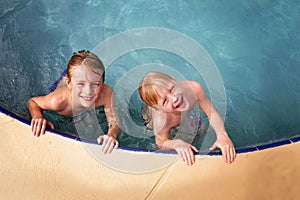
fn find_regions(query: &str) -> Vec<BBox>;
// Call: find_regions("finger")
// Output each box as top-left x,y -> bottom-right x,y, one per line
209,143 -> 217,151
189,149 -> 195,165
230,147 -> 236,163
102,142 -> 109,153
35,120 -> 42,137
186,149 -> 194,165
191,145 -> 199,153
227,148 -> 233,163
227,150 -> 231,163
106,142 -> 115,154
181,153 -> 187,164
222,148 -> 228,163
97,136 -> 104,144
227,146 -> 234,163
222,146 -> 228,163
102,137 -> 113,153
101,142 -> 108,153
233,147 -> 236,158
182,151 -> 191,165
227,148 -> 232,163
102,136 -> 109,147
31,120 -> 34,132
31,121 -> 36,136
102,141 -> 112,154
114,141 -> 119,149
41,120 -> 47,135
32,120 -> 39,136
178,151 -> 185,162
48,121 -> 55,129
182,151 -> 190,165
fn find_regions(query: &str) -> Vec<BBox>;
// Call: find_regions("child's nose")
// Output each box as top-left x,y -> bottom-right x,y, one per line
83,84 -> 93,94
168,94 -> 178,103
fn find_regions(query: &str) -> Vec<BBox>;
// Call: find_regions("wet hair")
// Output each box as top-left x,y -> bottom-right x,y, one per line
138,72 -> 176,107
67,50 -> 105,82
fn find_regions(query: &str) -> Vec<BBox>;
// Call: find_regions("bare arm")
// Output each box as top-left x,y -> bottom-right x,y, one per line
103,86 -> 121,139
194,82 -> 236,163
27,95 -> 56,137
28,89 -> 67,117
96,85 -> 121,153
153,111 -> 198,166
28,97 -> 45,119
27,88 -> 68,136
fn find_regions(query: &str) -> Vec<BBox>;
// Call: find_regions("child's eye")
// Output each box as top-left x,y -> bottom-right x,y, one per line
162,98 -> 167,105
170,85 -> 175,93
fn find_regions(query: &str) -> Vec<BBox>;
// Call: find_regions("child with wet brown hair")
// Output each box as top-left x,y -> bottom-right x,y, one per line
28,50 -> 120,154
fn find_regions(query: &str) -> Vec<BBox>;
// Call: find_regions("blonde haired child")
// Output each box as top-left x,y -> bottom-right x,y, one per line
28,50 -> 120,154
139,72 -> 236,165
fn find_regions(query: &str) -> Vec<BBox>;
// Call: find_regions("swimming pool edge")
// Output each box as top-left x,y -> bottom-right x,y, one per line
1,107 -> 299,156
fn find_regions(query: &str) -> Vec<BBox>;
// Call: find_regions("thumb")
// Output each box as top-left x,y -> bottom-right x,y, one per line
191,145 -> 199,153
47,121 -> 55,129
209,143 -> 217,151
97,136 -> 103,144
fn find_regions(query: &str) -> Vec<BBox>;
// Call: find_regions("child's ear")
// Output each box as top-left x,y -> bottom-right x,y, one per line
66,77 -> 72,89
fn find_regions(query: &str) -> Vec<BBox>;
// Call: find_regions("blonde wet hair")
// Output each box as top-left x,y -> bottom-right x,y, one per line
67,50 -> 105,82
138,72 -> 176,107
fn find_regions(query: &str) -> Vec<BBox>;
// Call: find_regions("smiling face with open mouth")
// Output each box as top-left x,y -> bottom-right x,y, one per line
156,83 -> 190,113
69,65 -> 103,109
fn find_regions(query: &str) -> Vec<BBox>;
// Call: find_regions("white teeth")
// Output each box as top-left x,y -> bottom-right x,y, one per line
174,96 -> 182,108
82,96 -> 94,101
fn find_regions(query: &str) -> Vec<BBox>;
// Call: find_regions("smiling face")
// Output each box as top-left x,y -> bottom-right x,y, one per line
68,65 -> 103,109
155,83 -> 189,113
65,50 -> 105,110
139,72 -> 189,113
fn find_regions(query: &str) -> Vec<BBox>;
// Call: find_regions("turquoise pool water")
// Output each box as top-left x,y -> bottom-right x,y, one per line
1,0 -> 300,151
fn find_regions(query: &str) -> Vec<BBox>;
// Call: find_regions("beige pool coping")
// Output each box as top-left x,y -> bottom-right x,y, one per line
0,112 -> 299,200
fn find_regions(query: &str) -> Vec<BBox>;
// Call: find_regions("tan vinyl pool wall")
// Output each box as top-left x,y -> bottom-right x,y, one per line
0,112 -> 299,200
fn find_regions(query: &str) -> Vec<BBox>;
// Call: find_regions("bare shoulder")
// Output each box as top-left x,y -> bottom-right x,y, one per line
185,80 -> 206,98
101,84 -> 113,96
186,80 -> 203,90
100,84 -> 114,101
48,87 -> 70,111
96,84 -> 114,107
30,86 -> 69,111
